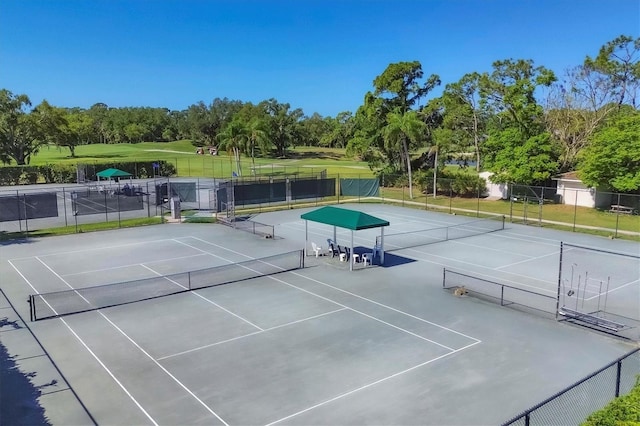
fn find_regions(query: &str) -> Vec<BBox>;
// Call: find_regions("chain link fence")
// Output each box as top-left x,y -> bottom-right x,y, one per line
503,348 -> 640,425
377,175 -> 639,239
2,170 -> 638,240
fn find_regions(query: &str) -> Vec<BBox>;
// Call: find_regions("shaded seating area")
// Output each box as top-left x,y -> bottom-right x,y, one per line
301,206 -> 389,271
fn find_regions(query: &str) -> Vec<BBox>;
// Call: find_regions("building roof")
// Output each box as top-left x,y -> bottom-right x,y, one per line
300,206 -> 389,231
96,168 -> 133,179
553,171 -> 582,182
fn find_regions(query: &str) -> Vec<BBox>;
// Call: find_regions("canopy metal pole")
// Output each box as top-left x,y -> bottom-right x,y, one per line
350,230 -> 354,271
380,227 -> 385,264
333,226 -> 337,245
305,220 -> 308,257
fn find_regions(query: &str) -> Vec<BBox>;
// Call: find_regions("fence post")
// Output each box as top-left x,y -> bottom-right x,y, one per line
442,269 -> 446,288
614,193 -> 621,238
509,184 -> 514,223
104,191 -> 108,222
449,188 -> 452,214
117,183 -> 121,228
188,272 -> 191,290
62,187 -> 68,227
556,242 -> 564,320
615,360 -> 622,397
425,185 -> 428,211
573,191 -> 578,232
146,182 -> 151,218
23,195 -> 29,237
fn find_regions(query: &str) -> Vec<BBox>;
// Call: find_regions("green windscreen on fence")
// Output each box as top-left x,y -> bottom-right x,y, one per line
340,178 -> 379,197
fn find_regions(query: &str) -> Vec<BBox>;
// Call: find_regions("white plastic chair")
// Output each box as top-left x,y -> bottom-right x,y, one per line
311,242 -> 323,257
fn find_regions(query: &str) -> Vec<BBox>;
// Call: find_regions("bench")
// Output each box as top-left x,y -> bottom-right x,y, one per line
559,306 -> 625,332
608,205 -> 635,215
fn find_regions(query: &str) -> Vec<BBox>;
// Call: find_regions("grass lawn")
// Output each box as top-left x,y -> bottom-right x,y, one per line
30,142 -> 374,179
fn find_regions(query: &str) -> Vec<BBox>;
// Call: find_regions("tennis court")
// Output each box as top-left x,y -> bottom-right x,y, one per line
1,203 -> 637,425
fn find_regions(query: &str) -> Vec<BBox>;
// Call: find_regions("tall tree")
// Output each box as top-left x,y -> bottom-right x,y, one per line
383,110 -> 426,198
216,119 -> 248,176
480,59 -> 559,183
584,35 -> 640,108
431,72 -> 485,171
544,65 -> 617,171
321,112 -> 354,149
246,118 -> 268,174
0,90 -> 61,165
349,61 -> 440,178
579,108 -> 640,192
261,99 -> 303,157
373,61 -> 440,114
47,107 -> 94,157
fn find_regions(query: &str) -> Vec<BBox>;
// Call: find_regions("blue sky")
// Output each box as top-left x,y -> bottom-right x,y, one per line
1,0 -> 638,117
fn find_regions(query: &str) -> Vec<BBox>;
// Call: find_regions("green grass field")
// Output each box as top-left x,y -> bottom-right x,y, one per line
32,142 -> 374,178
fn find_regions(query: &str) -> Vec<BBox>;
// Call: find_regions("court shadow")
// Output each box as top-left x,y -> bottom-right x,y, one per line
0,342 -> 49,425
376,252 -> 416,267
351,246 -> 416,268
0,233 -> 35,245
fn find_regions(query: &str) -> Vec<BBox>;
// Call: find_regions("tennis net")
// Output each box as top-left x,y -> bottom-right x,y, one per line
377,216 -> 505,251
29,250 -> 304,321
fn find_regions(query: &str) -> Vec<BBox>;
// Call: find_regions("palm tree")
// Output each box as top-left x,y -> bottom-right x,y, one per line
216,120 -> 248,176
246,118 -> 268,175
383,110 -> 426,199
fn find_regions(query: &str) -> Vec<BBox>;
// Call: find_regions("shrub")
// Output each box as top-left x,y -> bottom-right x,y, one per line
582,376 -> 640,426
440,170 -> 486,197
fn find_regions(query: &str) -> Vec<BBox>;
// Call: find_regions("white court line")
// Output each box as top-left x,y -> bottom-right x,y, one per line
290,271 -> 481,343
140,263 -> 263,331
499,230 -> 566,246
449,239 -> 533,259
158,308 -> 347,361
585,277 -> 640,301
177,238 -> 454,351
34,257 -> 230,426
283,219 -> 556,295
388,248 -> 558,295
62,252 -> 210,277
8,259 -> 159,426
495,250 -> 560,270
265,339 -> 482,426
367,210 -> 455,227
9,237 -> 184,261
184,237 -> 480,345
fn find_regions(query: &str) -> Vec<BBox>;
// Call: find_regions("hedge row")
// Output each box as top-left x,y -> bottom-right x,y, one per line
0,161 -> 176,185
379,169 -> 487,197
582,377 -> 640,425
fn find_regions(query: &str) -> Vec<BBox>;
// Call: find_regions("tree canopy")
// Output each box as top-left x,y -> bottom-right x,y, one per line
1,35 -> 638,192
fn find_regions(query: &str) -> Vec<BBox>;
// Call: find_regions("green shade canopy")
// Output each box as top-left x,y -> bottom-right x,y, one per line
96,168 -> 132,179
300,206 -> 389,231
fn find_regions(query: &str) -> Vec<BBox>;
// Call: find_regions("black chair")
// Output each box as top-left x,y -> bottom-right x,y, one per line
328,243 -> 340,258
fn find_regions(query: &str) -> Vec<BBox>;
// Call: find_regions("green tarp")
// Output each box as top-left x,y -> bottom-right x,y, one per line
300,206 -> 389,231
96,168 -> 133,179
340,178 -> 379,197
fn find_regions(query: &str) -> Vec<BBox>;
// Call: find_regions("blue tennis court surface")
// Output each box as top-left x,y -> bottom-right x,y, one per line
1,203 -> 637,425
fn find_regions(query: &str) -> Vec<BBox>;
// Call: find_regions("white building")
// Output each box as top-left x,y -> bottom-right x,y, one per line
552,171 -> 612,208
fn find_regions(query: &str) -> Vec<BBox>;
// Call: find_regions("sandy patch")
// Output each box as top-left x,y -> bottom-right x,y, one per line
144,149 -> 193,154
